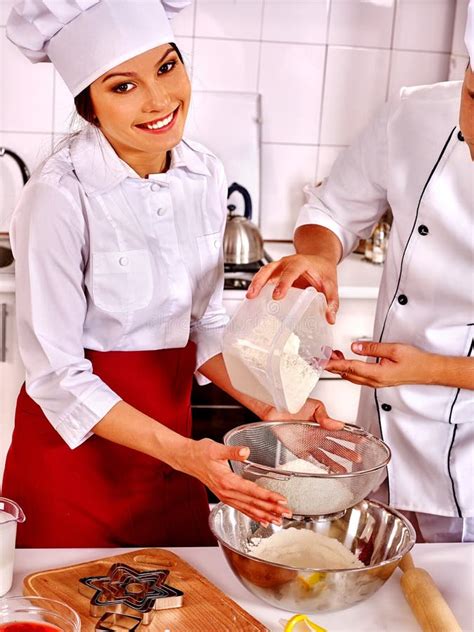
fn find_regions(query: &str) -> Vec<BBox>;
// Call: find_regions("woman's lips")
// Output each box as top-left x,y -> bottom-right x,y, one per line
135,108 -> 179,134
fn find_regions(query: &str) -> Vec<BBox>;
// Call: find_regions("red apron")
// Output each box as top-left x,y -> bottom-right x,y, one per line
2,343 -> 215,547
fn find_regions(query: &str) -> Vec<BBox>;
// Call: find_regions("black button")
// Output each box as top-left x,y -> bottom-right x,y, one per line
418,224 -> 429,236
457,130 -> 464,142
398,294 -> 408,305
381,403 -> 392,412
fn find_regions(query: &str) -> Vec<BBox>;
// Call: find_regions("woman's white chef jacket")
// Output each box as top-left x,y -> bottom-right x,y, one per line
11,126 -> 229,450
296,81 -> 474,518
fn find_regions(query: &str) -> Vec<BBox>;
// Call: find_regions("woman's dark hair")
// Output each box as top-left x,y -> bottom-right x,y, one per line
74,43 -> 184,125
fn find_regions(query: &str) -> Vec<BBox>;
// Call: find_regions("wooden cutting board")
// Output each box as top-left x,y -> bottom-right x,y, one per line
23,548 -> 268,631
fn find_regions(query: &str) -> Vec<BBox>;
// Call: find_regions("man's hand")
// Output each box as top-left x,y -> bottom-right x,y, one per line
326,341 -> 437,387
261,399 -> 361,472
246,254 -> 339,324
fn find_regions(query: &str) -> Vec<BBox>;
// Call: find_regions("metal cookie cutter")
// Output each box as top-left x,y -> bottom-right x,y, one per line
95,612 -> 142,631
79,563 -> 184,626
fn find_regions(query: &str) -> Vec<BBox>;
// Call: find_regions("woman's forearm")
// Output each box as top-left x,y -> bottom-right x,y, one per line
199,353 -> 270,418
430,355 -> 474,390
92,394 -> 292,526
92,401 -> 191,470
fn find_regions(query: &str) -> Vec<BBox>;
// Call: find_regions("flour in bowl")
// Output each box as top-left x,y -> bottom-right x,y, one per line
256,458 -> 354,516
249,527 -> 364,569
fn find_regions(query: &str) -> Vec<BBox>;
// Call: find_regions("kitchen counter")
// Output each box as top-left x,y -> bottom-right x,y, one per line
7,545 -> 474,632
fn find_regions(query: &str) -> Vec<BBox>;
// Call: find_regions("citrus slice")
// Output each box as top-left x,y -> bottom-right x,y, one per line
283,613 -> 327,632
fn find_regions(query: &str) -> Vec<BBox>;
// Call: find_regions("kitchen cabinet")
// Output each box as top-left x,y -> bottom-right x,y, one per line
312,377 -> 365,423
0,288 -> 24,490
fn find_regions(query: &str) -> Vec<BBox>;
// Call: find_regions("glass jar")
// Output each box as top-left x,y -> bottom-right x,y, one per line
0,597 -> 80,632
372,221 -> 390,264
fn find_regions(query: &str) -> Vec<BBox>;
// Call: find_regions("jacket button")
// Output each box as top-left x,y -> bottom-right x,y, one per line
151,183 -> 160,192
418,224 -> 429,236
457,130 -> 464,142
381,403 -> 392,412
156,208 -> 166,216
119,256 -> 129,266
398,294 -> 408,305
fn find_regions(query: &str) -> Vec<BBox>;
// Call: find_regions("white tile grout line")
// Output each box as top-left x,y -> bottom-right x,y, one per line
314,0 -> 332,184
190,34 -> 452,56
256,0 -> 266,91
189,1 -> 197,81
255,1 -> 266,229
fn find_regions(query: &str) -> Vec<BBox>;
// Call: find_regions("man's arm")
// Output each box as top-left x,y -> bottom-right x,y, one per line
247,226 -> 342,323
294,224 -> 342,262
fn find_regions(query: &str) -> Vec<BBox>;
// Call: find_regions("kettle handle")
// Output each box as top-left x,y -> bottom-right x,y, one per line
227,182 -> 253,220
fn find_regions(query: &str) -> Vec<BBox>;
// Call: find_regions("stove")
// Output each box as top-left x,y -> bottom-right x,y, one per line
223,251 -> 272,290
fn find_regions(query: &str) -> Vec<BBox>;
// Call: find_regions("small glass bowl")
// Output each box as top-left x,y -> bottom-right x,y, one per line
0,597 -> 80,632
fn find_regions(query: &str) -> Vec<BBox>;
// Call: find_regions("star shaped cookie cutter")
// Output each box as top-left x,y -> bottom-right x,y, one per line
79,563 -> 184,625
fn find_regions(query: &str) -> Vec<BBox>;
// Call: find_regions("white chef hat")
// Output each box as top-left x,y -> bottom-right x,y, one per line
6,0 -> 191,96
466,1 -> 474,64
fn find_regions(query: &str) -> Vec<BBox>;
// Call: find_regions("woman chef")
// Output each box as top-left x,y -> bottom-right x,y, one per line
248,6 -> 474,542
3,0 -> 342,547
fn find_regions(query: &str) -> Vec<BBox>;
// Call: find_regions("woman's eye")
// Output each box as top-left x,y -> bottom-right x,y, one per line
113,82 -> 135,93
158,60 -> 176,75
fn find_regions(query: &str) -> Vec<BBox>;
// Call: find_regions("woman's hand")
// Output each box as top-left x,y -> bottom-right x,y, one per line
246,254 -> 339,324
261,398 -> 344,431
177,438 -> 291,527
326,341 -> 437,387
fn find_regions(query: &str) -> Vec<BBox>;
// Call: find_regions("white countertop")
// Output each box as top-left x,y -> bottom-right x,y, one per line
7,545 -> 474,632
0,243 -> 382,299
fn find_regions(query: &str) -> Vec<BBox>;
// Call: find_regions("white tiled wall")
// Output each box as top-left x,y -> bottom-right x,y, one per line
0,0 -> 465,237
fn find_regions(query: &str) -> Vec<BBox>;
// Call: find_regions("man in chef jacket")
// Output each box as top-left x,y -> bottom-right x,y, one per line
248,6 -> 474,542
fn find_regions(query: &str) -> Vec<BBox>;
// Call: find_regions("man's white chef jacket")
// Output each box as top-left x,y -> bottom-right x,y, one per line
296,81 -> 474,518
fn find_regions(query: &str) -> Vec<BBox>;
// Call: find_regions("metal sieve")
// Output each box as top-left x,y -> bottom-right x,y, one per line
224,421 -> 391,519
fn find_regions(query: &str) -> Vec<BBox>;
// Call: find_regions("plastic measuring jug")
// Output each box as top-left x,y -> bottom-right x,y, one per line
223,285 -> 333,414
0,498 -> 25,596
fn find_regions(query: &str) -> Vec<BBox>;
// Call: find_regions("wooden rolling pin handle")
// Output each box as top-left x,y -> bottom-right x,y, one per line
399,552 -> 416,572
399,554 -> 462,632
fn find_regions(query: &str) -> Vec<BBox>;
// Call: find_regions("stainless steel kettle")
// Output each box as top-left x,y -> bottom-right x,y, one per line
224,182 -> 264,265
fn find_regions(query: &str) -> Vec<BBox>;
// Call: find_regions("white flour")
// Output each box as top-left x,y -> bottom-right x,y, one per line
235,314 -> 319,413
249,527 -> 364,569
256,458 -> 354,516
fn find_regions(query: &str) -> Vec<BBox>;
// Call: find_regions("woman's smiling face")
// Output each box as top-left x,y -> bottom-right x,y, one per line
89,43 -> 191,175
